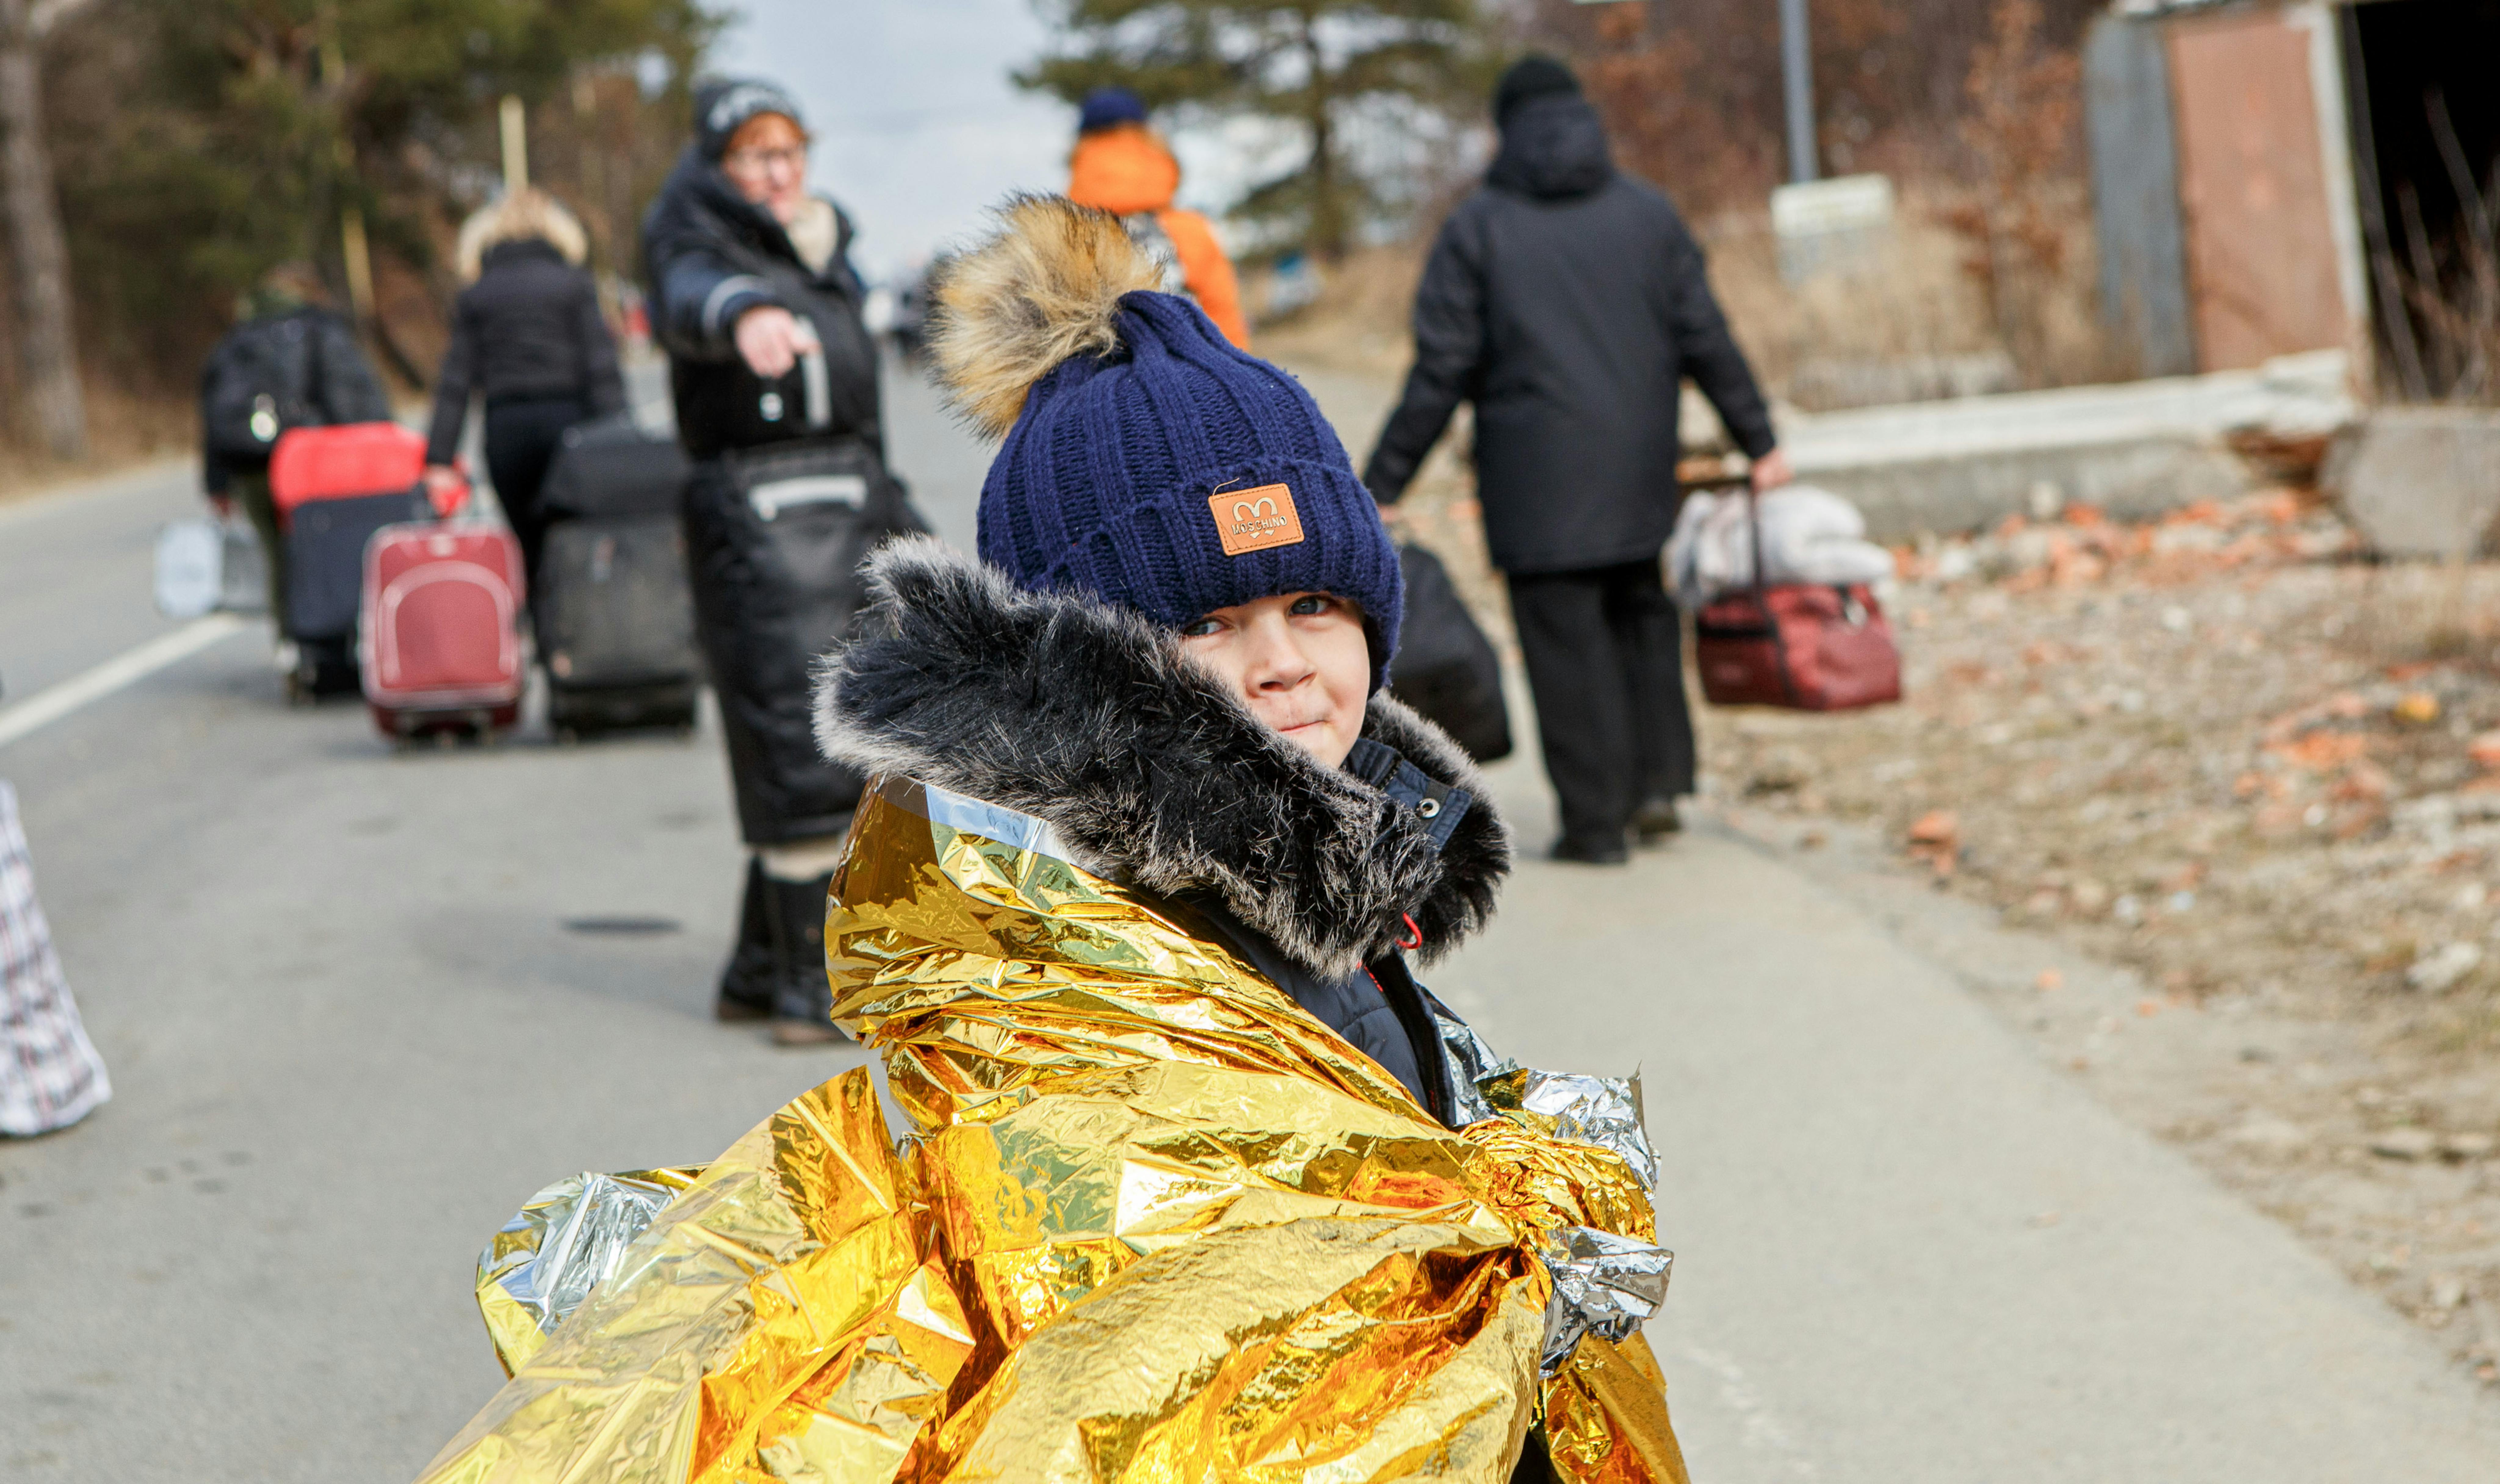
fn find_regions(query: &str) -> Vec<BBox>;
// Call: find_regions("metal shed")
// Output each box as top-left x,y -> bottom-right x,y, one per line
2086,0 -> 2500,398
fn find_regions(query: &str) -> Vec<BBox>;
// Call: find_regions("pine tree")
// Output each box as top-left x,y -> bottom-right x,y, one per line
26,0 -> 713,405
1019,0 -> 1490,261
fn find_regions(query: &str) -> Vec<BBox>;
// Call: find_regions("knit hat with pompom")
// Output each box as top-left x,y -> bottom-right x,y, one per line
926,195 -> 1402,688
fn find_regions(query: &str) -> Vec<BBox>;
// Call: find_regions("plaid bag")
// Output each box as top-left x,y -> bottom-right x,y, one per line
1,781 -> 110,1136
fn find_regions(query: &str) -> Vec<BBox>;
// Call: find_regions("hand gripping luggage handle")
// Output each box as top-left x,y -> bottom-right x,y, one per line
760,345 -> 832,432
426,460 -> 473,521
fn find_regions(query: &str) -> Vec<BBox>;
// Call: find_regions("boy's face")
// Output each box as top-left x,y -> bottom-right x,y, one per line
1181,593 -> 1370,769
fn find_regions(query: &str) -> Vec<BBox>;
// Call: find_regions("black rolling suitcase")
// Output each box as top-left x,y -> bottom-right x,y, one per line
704,346 -> 929,682
723,437 -> 925,623
289,495 -> 423,645
1388,542 -> 1513,762
684,433 -> 928,834
535,414 -> 702,737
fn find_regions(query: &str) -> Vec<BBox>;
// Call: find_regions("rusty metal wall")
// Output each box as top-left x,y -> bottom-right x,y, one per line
2165,8 -> 2348,370
2085,15 -> 2199,379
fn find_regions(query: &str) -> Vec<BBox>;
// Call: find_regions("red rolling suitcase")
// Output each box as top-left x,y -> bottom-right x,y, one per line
360,519 -> 526,741
268,423 -> 432,519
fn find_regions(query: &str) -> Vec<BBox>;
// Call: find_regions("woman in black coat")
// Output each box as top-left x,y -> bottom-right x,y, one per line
422,189 -> 627,585
640,77 -> 902,1045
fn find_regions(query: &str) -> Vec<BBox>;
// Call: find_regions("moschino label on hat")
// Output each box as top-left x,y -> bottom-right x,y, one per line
1208,482 -> 1306,556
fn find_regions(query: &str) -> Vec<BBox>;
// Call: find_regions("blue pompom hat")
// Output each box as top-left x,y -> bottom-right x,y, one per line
930,196 -> 1404,688
1077,86 -> 1151,135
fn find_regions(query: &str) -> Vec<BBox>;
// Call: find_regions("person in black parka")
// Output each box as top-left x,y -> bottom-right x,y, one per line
199,264 -> 393,647
1363,56 -> 1791,865
422,189 -> 627,590
642,77 -> 894,1043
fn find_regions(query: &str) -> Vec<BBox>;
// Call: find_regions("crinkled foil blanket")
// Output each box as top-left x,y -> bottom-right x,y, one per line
418,779 -> 1687,1484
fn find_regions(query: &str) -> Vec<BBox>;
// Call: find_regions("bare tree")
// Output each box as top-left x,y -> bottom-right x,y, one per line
0,0 -> 90,460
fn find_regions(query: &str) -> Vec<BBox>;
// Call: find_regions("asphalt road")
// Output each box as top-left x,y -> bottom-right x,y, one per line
5,360 -> 2500,1482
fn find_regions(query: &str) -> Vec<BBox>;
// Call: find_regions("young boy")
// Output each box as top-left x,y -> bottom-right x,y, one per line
417,197 -> 1683,1484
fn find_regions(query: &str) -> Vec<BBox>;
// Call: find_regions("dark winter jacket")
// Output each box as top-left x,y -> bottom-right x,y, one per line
198,306 -> 392,495
1187,896 -> 1451,1118
640,147 -> 882,462
812,538 -> 1513,1121
422,239 -> 626,466
1362,92 -> 1779,576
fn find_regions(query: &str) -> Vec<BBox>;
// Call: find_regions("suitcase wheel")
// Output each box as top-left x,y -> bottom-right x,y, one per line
372,705 -> 514,747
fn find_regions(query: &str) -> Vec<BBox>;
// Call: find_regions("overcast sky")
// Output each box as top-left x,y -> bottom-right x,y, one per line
710,0 -> 1255,283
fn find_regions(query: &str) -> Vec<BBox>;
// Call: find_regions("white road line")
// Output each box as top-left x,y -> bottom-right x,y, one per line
0,457 -> 193,532
0,613 -> 250,751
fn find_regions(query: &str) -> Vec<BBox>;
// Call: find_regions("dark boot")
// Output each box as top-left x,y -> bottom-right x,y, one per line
714,856 -> 775,1022
1632,797 -> 1683,845
294,635 -> 361,698
1550,831 -> 1630,866
766,871 -> 846,1046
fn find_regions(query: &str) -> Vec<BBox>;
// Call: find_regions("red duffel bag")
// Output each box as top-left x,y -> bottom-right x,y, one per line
1692,488 -> 1902,711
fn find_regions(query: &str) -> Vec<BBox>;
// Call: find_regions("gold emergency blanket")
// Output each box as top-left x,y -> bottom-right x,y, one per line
417,778 -> 1686,1484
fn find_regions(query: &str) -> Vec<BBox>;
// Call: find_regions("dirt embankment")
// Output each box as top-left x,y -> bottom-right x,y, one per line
1703,492 -> 2500,1379
0,390 -> 194,505
1263,243 -> 2500,1377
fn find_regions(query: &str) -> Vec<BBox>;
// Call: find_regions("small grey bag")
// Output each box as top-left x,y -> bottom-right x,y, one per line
154,513 -> 267,619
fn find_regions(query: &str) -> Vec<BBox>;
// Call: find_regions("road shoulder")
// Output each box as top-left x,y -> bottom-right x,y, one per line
1430,752 -> 2500,1481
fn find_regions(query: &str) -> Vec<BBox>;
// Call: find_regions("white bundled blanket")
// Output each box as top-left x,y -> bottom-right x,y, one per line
0,780 -> 110,1136
1668,484 -> 1896,607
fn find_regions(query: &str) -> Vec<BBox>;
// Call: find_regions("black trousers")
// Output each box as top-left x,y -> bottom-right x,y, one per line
482,394 -> 590,589
1505,557 -> 1696,848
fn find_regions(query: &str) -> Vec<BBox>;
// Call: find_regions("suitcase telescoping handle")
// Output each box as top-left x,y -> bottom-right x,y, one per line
800,345 -> 830,430
1736,465 -> 1801,707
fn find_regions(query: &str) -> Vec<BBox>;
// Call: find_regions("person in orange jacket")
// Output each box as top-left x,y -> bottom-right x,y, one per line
1065,87 -> 1251,349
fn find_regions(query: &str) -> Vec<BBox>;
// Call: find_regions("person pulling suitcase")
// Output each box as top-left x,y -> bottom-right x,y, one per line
420,189 -> 627,597
197,263 -> 394,692
642,77 -> 924,1045
1361,57 -> 1790,864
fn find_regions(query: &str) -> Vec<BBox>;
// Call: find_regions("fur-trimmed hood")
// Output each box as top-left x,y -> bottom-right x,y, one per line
456,189 -> 588,282
815,539 -> 1510,979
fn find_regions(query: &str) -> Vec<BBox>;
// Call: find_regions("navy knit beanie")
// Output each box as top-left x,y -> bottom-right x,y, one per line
694,77 -> 807,161
929,196 -> 1404,689
1077,86 -> 1150,135
1493,55 -> 1579,125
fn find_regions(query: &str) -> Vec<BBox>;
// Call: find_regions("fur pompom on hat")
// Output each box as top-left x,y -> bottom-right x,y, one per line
927,194 -> 1405,688
927,194 -> 1165,440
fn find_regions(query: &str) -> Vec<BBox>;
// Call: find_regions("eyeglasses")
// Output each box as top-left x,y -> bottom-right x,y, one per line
724,145 -> 806,175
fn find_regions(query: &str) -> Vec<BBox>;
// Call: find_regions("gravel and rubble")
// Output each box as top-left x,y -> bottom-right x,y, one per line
1299,339 -> 2500,1378
1696,487 -> 2500,1377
